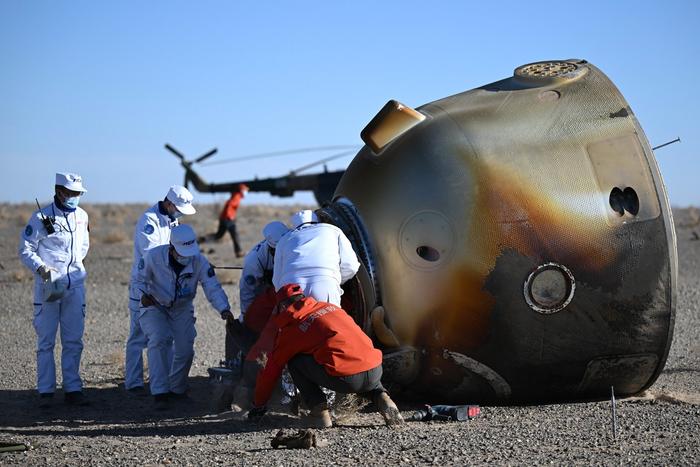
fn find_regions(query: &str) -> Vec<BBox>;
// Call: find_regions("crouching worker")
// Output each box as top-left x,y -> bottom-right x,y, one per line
248,284 -> 404,428
221,221 -> 289,411
133,224 -> 234,410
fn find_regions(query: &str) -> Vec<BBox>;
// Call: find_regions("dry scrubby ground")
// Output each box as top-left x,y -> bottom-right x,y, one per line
0,203 -> 699,466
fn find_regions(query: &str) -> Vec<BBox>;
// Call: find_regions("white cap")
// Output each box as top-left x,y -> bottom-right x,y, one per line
290,210 -> 319,228
170,224 -> 199,256
263,221 -> 289,248
55,172 -> 87,193
166,185 -> 196,215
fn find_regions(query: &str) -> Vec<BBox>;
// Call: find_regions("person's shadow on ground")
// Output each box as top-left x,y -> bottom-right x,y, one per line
0,376 -> 305,438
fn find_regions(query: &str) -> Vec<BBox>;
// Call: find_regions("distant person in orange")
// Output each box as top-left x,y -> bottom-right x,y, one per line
211,184 -> 248,257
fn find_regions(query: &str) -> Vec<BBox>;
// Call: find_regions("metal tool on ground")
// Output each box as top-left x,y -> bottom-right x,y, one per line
0,442 -> 33,453
408,404 -> 480,422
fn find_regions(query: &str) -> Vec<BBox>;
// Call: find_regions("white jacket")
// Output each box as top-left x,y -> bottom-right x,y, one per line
130,202 -> 178,281
19,201 -> 90,290
128,203 -> 177,309
239,240 -> 274,316
133,244 -> 230,314
273,222 -> 360,291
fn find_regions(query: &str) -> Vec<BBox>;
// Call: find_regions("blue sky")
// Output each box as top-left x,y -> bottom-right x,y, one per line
1,1 -> 698,206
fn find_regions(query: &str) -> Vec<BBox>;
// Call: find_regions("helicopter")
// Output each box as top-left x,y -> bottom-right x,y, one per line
165,143 -> 355,204
183,59 -> 677,405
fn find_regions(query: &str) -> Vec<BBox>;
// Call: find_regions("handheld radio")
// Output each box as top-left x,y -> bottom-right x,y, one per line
35,198 -> 55,235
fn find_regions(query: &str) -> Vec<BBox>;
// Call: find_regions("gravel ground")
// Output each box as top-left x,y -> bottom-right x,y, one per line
0,203 -> 698,466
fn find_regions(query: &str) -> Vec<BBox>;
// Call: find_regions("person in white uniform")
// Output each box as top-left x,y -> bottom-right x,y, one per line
227,221 -> 289,366
273,210 -> 360,307
125,185 -> 196,395
239,221 -> 290,325
19,172 -> 90,407
133,224 -> 233,409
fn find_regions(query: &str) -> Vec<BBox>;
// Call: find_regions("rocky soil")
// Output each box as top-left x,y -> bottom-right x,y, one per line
0,203 -> 698,466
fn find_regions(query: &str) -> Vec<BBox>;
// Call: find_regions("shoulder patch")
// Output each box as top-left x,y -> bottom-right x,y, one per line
24,225 -> 33,237
208,266 -> 216,277
138,258 -> 145,270
144,224 -> 155,235
244,275 -> 256,286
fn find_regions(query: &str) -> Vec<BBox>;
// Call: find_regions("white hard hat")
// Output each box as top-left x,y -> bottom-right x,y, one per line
170,224 -> 199,256
263,221 -> 289,248
290,210 -> 319,229
55,172 -> 87,193
166,185 -> 196,215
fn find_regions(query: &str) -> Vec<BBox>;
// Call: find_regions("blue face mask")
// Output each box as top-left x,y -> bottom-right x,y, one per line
64,196 -> 80,209
170,210 -> 183,220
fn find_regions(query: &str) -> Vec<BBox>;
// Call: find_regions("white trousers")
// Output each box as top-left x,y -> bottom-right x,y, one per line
125,303 -> 173,390
33,284 -> 85,394
139,306 -> 196,396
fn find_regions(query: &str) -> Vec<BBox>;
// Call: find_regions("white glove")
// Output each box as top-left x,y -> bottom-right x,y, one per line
37,265 -> 54,281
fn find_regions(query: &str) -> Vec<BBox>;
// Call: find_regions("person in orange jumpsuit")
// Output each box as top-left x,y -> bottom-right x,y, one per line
248,284 -> 404,428
212,184 -> 248,257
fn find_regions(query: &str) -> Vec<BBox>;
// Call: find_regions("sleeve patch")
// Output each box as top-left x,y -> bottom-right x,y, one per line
144,224 -> 155,235
24,225 -> 33,237
208,266 -> 216,277
138,258 -> 145,270
244,275 -> 256,286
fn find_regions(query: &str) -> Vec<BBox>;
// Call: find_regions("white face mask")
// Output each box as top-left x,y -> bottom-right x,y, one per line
171,246 -> 193,266
175,254 -> 192,266
63,196 -> 80,209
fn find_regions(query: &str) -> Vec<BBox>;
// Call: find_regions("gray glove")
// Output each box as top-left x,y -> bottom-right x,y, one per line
37,265 -> 53,281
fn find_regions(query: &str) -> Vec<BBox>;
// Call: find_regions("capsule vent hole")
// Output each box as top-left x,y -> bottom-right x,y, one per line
609,187 -> 625,216
416,246 -> 440,262
623,187 -> 639,215
609,186 -> 640,217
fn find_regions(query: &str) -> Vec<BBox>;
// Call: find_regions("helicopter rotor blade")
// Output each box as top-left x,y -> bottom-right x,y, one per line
165,143 -> 187,161
201,145 -> 360,166
290,150 -> 357,175
195,148 -> 218,163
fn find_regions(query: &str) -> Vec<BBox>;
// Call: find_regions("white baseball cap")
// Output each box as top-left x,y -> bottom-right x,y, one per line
263,221 -> 289,248
290,210 -> 319,228
55,172 -> 87,193
170,224 -> 199,256
166,185 -> 196,215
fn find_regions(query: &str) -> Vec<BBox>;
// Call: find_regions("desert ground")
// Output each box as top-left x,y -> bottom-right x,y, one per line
0,202 -> 698,466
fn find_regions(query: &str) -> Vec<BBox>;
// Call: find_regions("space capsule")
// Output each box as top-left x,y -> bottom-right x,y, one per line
319,59 -> 677,403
